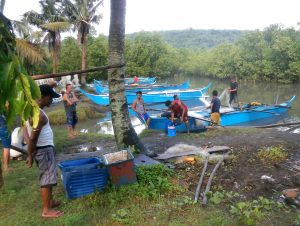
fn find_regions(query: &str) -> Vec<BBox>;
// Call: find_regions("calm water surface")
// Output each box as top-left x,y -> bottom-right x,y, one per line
170,75 -> 300,119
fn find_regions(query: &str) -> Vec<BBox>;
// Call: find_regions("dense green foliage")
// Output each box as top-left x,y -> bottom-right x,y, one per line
0,13 -> 40,130
58,37 -> 81,72
30,26 -> 300,84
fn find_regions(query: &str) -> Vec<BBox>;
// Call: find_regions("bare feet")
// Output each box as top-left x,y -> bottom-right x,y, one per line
42,210 -> 64,218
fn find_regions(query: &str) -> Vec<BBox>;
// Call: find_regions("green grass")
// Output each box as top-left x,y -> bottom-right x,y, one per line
1,159 -> 298,226
257,146 -> 288,164
48,105 -> 105,125
0,161 -> 235,226
52,126 -> 113,154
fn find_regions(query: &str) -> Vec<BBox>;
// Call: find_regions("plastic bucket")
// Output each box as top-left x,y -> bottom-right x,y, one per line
167,126 -> 176,137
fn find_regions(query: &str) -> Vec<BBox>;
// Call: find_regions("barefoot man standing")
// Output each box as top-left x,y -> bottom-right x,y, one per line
24,84 -> 63,218
63,83 -> 78,138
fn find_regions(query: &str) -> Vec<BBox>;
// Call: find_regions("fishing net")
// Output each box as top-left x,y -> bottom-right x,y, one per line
219,89 -> 231,108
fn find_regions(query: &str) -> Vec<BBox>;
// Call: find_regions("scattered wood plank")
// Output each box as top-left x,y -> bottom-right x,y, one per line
194,156 -> 209,202
254,122 -> 300,128
202,155 -> 225,206
32,63 -> 125,80
155,146 -> 230,160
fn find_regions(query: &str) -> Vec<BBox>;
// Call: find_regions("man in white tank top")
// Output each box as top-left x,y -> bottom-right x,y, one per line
24,84 -> 63,218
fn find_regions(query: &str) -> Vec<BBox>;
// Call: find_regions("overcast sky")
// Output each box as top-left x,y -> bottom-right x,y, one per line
4,0 -> 300,35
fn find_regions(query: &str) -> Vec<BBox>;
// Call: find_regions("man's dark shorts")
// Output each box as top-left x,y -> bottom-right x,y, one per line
66,111 -> 78,127
0,115 -> 11,148
34,146 -> 57,187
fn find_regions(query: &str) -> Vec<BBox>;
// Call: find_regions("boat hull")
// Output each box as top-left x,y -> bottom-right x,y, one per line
190,96 -> 296,126
81,83 -> 211,106
94,80 -> 190,94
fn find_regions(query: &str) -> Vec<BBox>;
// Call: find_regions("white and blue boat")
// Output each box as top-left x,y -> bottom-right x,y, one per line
189,96 -> 296,126
94,80 -> 190,94
80,83 -> 212,106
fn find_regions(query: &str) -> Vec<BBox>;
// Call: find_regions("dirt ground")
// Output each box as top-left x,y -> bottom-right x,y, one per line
49,97 -> 300,201
56,124 -> 300,201
143,128 -> 300,199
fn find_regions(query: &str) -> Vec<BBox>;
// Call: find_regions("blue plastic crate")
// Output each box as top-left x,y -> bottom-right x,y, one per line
58,157 -> 101,172
63,168 -> 108,199
57,157 -> 108,199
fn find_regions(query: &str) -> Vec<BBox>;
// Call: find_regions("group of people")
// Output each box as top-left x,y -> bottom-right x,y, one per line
0,82 -> 80,218
0,76 -> 238,218
132,76 -> 239,131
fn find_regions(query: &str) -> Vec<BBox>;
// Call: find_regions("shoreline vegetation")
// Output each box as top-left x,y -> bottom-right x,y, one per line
54,27 -> 300,84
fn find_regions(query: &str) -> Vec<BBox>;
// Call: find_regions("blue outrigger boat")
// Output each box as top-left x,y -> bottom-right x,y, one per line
94,80 -> 190,94
80,83 -> 212,105
189,96 -> 296,126
125,77 -> 156,85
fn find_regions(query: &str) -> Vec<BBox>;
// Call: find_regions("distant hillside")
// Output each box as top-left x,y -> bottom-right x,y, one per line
127,29 -> 247,49
159,29 -> 247,49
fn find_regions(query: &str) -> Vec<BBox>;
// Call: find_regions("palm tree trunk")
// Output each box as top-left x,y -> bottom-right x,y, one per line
108,0 -> 147,153
80,37 -> 87,84
51,48 -> 58,74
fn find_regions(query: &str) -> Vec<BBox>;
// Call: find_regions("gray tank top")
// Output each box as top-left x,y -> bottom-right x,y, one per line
136,99 -> 145,114
63,92 -> 76,113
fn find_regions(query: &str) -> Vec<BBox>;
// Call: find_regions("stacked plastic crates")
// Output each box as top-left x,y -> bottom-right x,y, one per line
58,157 -> 108,199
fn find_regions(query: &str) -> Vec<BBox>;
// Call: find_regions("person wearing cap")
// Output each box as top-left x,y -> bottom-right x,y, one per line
63,83 -> 78,138
165,99 -> 189,134
23,84 -> 63,218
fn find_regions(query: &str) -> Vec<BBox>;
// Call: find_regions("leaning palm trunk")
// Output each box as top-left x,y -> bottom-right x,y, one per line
108,0 -> 147,153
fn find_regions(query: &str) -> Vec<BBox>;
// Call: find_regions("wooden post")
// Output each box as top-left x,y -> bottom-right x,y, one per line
194,156 -> 209,202
31,63 -> 125,80
202,156 -> 225,206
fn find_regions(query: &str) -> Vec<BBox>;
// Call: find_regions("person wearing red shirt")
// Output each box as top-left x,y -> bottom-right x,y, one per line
133,76 -> 139,84
165,99 -> 189,133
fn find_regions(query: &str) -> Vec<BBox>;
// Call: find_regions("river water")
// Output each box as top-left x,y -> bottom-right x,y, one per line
171,75 -> 300,119
78,75 -> 300,136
